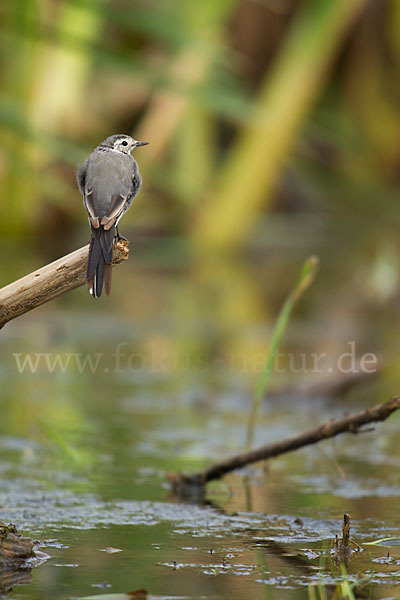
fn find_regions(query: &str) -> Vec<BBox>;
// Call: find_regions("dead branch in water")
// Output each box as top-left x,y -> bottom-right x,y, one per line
168,397 -> 400,497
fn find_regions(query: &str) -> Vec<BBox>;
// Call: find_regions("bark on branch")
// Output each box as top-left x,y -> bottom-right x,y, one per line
0,240 -> 129,329
168,396 -> 400,496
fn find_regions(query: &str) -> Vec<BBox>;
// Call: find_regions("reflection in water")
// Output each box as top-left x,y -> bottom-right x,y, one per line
0,565 -> 32,597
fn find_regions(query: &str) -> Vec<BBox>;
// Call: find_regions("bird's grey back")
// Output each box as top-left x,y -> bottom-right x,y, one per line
85,150 -> 138,217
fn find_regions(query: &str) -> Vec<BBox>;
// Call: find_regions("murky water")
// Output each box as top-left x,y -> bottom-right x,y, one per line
1,220 -> 400,598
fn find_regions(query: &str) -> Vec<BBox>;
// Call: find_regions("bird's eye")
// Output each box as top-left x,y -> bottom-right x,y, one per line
121,140 -> 128,146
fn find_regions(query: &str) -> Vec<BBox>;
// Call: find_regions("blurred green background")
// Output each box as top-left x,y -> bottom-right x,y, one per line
2,0 -> 399,249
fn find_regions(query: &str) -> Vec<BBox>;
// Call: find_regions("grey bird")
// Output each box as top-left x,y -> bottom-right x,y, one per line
77,134 -> 148,298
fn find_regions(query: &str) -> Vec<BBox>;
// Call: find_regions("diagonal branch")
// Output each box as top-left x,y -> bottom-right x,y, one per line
168,396 -> 400,496
0,240 -> 129,329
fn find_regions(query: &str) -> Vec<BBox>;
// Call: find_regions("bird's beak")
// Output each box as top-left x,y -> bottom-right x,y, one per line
135,141 -> 149,147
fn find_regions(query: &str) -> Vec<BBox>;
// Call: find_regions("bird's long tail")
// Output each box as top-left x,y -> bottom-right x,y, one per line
86,226 -> 115,298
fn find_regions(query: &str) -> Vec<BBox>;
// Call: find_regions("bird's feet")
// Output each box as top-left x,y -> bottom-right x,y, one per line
115,226 -> 128,242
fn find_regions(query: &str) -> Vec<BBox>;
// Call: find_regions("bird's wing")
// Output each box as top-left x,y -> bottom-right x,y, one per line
96,170 -> 143,230
131,161 -> 143,197
99,193 -> 129,230
110,169 -> 143,227
86,188 -> 132,230
131,166 -> 142,197
77,159 -> 88,195
84,188 -> 101,229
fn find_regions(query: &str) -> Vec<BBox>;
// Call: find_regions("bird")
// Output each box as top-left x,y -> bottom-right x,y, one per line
77,134 -> 148,298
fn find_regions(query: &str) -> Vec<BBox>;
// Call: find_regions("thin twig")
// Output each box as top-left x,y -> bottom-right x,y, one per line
168,397 -> 400,496
0,240 -> 129,329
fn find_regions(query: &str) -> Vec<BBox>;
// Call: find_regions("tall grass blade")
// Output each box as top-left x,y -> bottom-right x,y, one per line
246,255 -> 319,448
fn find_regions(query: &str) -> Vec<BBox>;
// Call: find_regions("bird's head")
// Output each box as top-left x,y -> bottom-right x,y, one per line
100,134 -> 149,154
